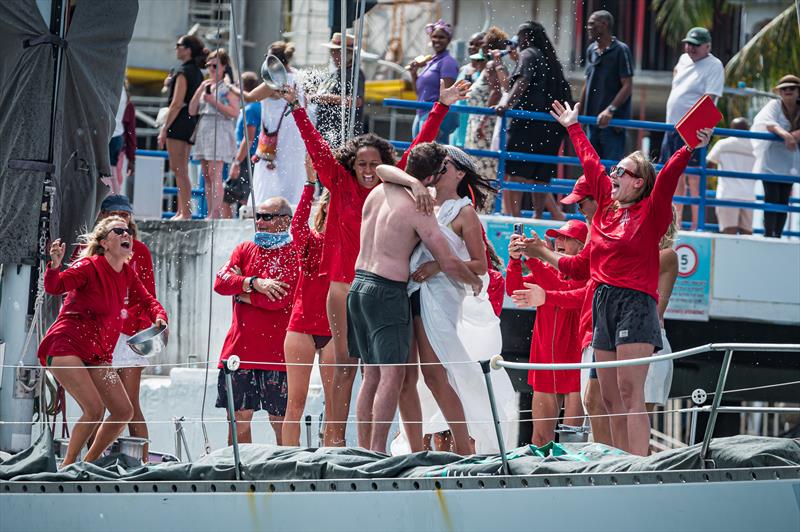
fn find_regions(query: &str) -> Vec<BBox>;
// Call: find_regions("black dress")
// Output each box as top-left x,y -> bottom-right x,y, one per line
166,61 -> 204,143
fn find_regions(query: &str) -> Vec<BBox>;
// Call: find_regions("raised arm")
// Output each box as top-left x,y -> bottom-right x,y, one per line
291,159 -> 316,251
44,239 -> 90,294
375,164 -> 434,215
284,85 -> 341,189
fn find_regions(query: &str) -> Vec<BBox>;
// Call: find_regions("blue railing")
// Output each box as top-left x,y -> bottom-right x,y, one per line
383,99 -> 800,237
137,149 -> 217,219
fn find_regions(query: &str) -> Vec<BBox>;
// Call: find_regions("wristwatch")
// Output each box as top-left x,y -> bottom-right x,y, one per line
606,105 -> 617,114
247,276 -> 256,293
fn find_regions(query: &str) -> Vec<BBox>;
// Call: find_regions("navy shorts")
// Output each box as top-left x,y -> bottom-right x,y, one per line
659,131 -> 700,166
216,368 -> 288,416
591,284 -> 662,352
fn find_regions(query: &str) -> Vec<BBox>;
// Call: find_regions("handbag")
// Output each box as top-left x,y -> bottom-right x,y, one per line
254,103 -> 288,170
155,106 -> 169,128
224,165 -> 251,204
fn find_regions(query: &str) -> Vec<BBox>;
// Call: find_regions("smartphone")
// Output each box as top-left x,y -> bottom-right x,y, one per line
205,85 -> 212,94
513,223 -> 524,236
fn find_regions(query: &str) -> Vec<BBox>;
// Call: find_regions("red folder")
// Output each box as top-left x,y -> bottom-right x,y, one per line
674,95 -> 723,147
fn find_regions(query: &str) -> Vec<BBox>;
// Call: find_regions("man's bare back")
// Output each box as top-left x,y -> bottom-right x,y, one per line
356,183 -> 481,289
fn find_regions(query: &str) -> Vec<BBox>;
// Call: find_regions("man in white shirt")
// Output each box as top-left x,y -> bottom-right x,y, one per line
660,27 -> 725,230
706,118 -> 756,235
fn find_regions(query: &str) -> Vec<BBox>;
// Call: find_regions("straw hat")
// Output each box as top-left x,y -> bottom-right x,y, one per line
321,32 -> 356,50
773,75 -> 800,91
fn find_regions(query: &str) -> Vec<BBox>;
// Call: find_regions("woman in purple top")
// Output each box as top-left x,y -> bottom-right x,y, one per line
409,19 -> 460,142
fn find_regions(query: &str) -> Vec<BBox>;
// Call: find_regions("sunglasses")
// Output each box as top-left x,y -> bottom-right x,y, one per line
255,213 -> 291,221
108,227 -> 133,237
609,165 -> 641,179
438,161 -> 449,176
175,42 -> 187,48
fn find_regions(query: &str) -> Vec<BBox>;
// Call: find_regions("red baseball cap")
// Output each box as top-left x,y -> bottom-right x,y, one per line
561,175 -> 591,205
545,219 -> 588,243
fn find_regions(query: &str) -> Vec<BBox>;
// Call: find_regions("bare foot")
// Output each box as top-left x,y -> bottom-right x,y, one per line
170,213 -> 190,221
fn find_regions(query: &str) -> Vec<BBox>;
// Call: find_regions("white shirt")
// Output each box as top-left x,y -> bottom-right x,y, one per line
751,99 -> 800,176
665,53 -> 724,124
112,90 -> 127,138
706,137 -> 756,200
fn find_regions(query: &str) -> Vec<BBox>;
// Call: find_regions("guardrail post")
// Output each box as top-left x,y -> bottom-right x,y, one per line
223,355 -> 243,480
699,349 -> 734,468
479,360 -> 511,476
494,115 -> 508,213
698,146 -> 708,231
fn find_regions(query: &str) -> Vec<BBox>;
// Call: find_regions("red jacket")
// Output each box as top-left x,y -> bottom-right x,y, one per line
568,123 -> 690,300
38,255 -> 167,366
214,241 -> 299,371
121,239 -> 156,336
557,243 -> 595,350
287,184 -> 331,336
506,257 -> 585,393
292,101 -> 449,284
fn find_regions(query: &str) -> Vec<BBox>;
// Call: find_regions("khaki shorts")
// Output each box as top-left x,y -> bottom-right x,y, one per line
715,206 -> 753,232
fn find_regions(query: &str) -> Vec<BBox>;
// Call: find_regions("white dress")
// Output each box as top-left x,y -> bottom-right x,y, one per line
395,197 -> 517,455
251,72 -> 308,206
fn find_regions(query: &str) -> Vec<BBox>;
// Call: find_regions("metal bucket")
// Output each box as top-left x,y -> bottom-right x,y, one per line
117,436 -> 148,462
556,424 -> 590,443
260,54 -> 288,90
126,324 -> 168,357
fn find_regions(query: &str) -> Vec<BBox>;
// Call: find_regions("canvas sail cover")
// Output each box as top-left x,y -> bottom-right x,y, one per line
0,0 -> 138,264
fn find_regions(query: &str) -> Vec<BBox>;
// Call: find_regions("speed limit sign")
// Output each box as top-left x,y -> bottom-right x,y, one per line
675,244 -> 698,277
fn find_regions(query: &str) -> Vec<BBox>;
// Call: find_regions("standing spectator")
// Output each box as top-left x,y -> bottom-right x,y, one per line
751,75 -> 800,238
409,19 -> 459,143
507,219 -> 588,446
229,42 -> 308,208
159,34 -> 206,220
108,82 -> 127,194
549,99 -> 711,455
450,31 -> 486,147
314,33 -> 366,148
213,197 -> 300,445
121,82 -> 137,201
660,27 -> 724,230
706,118 -> 756,235
225,71 -> 261,217
580,10 -> 633,161
188,49 -> 240,219
494,21 -> 572,219
466,26 -> 509,183
38,218 -> 167,466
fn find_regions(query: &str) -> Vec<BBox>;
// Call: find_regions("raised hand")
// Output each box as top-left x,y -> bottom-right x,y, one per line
282,84 -> 299,105
550,100 -> 580,128
511,282 -> 546,308
439,79 -> 470,106
49,238 -> 65,268
521,232 -> 548,259
694,127 -> 713,150
508,234 -> 524,260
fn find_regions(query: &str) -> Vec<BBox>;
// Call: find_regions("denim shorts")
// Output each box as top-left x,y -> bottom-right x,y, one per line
216,368 -> 288,416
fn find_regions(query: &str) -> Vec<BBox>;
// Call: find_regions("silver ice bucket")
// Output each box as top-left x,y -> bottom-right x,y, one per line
117,436 -> 149,462
126,324 -> 168,357
260,54 -> 288,90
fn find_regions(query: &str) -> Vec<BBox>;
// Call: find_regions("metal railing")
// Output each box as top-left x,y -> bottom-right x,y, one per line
136,149 -> 218,219
485,343 -> 800,473
383,99 -> 800,237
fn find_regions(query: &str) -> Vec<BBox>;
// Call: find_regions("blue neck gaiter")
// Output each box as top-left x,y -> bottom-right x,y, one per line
254,231 -> 292,249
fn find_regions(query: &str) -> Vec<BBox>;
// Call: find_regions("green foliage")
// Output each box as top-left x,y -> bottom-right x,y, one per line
651,0 -> 720,47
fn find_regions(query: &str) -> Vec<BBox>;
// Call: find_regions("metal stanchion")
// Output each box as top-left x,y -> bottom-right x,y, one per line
480,359 -> 511,476
305,415 -> 312,448
700,349 -> 734,468
223,355 -> 243,480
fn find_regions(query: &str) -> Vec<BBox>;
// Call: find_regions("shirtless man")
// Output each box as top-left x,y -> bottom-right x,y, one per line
349,142 -> 483,453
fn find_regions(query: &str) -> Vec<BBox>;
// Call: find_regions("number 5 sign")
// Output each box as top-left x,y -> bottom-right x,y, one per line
675,244 -> 699,277
665,236 -> 712,321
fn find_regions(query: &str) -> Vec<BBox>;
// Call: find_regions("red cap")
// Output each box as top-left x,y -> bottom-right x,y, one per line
561,175 -> 591,205
545,219 -> 588,243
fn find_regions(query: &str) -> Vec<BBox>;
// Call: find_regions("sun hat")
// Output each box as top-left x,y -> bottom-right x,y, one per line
773,75 -> 800,91
321,32 -> 356,50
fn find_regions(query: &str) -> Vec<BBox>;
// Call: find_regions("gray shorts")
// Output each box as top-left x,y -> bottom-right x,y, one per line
347,270 -> 411,365
591,284 -> 662,352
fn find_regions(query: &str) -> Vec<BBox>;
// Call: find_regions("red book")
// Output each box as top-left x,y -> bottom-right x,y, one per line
674,94 -> 723,146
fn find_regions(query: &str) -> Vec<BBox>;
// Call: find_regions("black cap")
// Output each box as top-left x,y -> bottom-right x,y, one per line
100,194 -> 133,214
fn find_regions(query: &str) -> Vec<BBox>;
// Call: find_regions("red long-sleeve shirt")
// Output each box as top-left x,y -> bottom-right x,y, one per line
214,241 -> 299,371
506,257 -> 585,393
122,101 -> 136,163
557,243 -> 595,350
287,184 -> 331,336
568,123 -> 690,300
292,101 -> 449,284
38,255 -> 167,366
121,239 -> 156,336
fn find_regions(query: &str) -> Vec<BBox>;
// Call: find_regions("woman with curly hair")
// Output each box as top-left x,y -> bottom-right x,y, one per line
281,79 -> 469,446
38,217 -> 167,466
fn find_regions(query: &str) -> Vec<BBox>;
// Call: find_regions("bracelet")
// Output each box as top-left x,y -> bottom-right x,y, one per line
305,180 -> 316,186
686,145 -> 694,153
287,100 -> 300,111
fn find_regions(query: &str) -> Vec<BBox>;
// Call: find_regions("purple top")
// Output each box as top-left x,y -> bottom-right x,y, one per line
415,50 -> 459,114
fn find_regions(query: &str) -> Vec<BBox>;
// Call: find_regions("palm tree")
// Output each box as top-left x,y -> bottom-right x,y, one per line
652,0 -> 800,90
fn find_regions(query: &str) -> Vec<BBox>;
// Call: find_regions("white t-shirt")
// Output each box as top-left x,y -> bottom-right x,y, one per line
751,99 -> 800,176
112,90 -> 127,138
706,137 -> 756,200
665,53 -> 724,123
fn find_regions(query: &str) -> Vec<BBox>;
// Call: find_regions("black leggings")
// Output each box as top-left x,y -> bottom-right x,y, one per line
763,181 -> 793,238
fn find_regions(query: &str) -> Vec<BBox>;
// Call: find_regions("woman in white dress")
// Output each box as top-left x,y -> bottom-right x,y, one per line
188,49 -> 240,219
386,146 -> 517,455
228,41 -> 308,207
